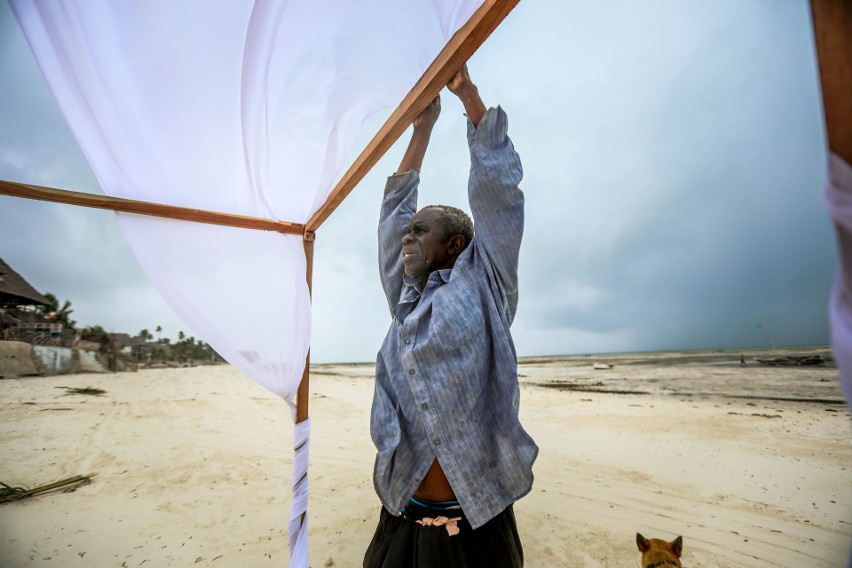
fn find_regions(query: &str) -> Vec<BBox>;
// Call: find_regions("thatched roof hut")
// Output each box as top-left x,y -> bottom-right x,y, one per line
0,257 -> 49,308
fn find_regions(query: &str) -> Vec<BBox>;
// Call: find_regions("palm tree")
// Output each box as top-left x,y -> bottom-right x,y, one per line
42,293 -> 58,314
43,293 -> 76,329
155,325 -> 162,341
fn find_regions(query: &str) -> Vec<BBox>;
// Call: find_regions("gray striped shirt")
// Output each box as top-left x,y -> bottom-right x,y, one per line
372,106 -> 538,529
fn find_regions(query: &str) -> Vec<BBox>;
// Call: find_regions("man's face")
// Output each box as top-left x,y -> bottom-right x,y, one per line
401,208 -> 454,278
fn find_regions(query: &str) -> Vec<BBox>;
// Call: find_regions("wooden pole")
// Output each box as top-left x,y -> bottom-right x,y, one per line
304,0 -> 520,233
295,231 -> 315,424
810,0 -> 852,164
0,179 -> 305,235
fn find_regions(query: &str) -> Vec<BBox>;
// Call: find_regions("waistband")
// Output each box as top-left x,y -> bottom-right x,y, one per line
402,496 -> 464,522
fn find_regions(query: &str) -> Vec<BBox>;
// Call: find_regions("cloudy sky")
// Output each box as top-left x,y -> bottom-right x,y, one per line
0,1 -> 837,363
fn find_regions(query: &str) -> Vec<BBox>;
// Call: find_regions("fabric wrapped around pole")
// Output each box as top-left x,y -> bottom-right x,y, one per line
10,1 -> 484,566
289,418 -> 311,564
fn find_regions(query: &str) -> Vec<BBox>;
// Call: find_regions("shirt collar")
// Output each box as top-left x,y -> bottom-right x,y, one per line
433,268 -> 452,284
402,268 -> 452,292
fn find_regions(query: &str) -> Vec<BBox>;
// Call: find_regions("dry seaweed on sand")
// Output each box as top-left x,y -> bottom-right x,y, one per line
62,386 -> 107,396
0,473 -> 96,503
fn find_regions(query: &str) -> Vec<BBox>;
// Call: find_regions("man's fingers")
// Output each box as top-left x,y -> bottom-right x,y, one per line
425,95 -> 440,117
413,94 -> 441,128
448,63 -> 470,90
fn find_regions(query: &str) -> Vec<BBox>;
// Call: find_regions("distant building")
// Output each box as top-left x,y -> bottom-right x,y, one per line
110,333 -> 134,354
0,257 -> 55,343
0,257 -> 50,309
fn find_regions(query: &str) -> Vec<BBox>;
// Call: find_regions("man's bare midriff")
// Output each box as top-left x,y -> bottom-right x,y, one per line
414,459 -> 456,502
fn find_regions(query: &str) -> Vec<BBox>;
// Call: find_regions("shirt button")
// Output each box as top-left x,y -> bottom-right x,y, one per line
404,339 -> 411,345
421,403 -> 428,410
408,369 -> 415,375
434,439 -> 441,446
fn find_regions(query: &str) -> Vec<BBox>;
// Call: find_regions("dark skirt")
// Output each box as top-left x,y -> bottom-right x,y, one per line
363,504 -> 524,568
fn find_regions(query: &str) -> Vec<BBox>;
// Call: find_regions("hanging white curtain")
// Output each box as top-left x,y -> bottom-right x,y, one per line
825,153 -> 852,408
10,1 -> 483,566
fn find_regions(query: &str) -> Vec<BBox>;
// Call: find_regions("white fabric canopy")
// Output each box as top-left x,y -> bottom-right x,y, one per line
11,1 -> 484,565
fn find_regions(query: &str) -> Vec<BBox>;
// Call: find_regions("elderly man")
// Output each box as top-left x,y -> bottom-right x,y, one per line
364,66 -> 537,567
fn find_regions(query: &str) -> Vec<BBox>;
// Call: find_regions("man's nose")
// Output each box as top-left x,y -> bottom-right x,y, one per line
401,233 -> 414,245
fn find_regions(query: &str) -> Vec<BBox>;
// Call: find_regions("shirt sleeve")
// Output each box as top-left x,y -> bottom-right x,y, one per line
824,152 -> 852,409
378,170 -> 419,314
466,106 -> 524,324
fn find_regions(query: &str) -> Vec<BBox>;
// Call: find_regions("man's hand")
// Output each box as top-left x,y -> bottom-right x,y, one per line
447,64 -> 486,128
413,95 -> 441,132
396,96 -> 441,174
447,64 -> 475,97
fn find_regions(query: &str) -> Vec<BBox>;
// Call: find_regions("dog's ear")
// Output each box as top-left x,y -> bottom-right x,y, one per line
671,536 -> 683,558
636,533 -> 650,552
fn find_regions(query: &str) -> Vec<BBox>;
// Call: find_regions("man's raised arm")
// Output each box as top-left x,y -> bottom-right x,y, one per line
377,98 -> 441,313
448,65 -> 486,128
398,96 -> 441,174
449,66 -> 524,323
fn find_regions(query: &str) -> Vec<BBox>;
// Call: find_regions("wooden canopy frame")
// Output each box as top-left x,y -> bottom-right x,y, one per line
0,0 -> 520,424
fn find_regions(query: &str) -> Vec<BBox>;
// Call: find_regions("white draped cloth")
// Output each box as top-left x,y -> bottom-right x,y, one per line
825,153 -> 852,409
11,1 -> 483,566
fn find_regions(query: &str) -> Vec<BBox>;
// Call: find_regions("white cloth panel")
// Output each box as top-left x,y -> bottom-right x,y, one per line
825,153 -> 852,409
10,0 -> 483,403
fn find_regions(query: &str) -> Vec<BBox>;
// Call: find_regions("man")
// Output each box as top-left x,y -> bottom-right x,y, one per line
364,65 -> 538,567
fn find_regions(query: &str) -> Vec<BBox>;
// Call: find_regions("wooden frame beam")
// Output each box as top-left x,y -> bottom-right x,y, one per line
305,0 -> 520,233
810,0 -> 852,164
0,179 -> 305,235
1,0 -> 520,239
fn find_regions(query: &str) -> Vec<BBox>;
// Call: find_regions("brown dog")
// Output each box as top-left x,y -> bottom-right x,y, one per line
636,533 -> 683,568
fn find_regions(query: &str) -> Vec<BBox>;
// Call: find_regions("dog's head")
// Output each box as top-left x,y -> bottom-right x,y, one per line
636,533 -> 683,568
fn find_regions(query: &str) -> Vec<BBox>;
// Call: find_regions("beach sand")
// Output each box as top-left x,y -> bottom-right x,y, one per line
1,349 -> 850,567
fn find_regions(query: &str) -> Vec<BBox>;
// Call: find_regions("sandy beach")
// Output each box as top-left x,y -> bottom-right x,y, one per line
1,348 -> 851,567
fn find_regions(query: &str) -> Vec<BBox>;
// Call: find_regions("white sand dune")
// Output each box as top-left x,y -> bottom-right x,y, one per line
1,352 -> 850,567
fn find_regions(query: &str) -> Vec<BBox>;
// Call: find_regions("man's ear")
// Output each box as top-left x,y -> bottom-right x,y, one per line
447,234 -> 465,256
